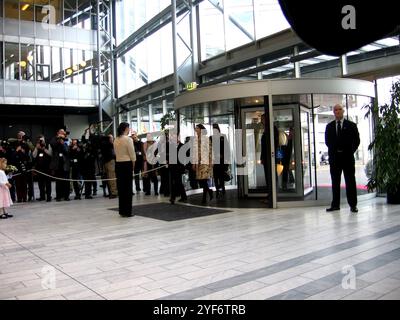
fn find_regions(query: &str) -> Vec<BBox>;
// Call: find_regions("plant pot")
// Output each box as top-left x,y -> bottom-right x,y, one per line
387,188 -> 400,204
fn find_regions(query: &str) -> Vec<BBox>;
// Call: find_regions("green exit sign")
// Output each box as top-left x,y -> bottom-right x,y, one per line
186,82 -> 197,91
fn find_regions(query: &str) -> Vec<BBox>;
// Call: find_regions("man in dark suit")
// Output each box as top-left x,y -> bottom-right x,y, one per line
325,104 -> 360,213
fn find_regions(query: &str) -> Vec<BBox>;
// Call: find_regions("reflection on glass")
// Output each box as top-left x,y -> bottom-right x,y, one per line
5,42 -> 20,80
224,0 -> 255,51
244,109 -> 266,191
36,44 -> 51,81
20,43 -> 35,81
51,46 -> 62,82
274,108 -> 297,194
300,110 -> 312,193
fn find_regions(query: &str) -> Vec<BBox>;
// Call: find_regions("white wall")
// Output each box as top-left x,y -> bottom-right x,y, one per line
64,115 -> 89,140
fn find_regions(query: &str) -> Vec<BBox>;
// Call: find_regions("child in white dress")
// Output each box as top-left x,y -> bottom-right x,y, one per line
0,158 -> 13,219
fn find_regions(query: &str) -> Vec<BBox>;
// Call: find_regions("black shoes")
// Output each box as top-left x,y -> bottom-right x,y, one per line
120,213 -> 134,217
326,207 -> 340,212
351,206 -> 358,213
178,197 -> 187,203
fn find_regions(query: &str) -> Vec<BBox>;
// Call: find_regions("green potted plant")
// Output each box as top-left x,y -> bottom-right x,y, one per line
366,79 -> 400,204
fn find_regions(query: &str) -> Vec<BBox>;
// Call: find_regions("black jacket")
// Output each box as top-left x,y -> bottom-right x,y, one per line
325,119 -> 360,162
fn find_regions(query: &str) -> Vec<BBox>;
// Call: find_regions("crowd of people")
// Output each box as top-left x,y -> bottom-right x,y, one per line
0,123 -> 232,218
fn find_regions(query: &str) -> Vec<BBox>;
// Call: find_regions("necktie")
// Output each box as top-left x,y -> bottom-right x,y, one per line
337,121 -> 342,137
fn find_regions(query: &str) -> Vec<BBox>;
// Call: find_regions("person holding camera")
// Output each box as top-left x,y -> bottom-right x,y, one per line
69,139 -> 84,200
32,135 -> 52,202
49,129 -> 70,201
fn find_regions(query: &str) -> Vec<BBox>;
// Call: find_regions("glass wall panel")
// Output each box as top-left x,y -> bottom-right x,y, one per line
20,0 -> 34,21
63,0 -> 77,27
77,0 -> 93,30
20,43 -> 35,80
49,0 -> 63,24
5,0 -> 20,19
139,106 -> 150,134
0,42 -> 3,79
115,0 -> 170,45
35,44 -> 51,81
63,47 -> 72,83
199,0 -> 225,60
347,95 -> 374,195
224,0 -> 255,51
80,49 -> 92,84
34,0 -> 49,23
51,46 -> 62,82
254,0 -> 290,40
152,103 -> 163,132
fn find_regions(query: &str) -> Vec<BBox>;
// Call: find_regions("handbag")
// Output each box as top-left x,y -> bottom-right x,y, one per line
223,169 -> 232,182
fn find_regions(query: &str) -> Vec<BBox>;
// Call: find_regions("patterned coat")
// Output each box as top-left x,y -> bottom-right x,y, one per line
192,135 -> 213,180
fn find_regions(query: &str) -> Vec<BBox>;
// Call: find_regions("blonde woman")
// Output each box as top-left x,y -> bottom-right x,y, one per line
113,123 -> 136,217
192,124 -> 213,204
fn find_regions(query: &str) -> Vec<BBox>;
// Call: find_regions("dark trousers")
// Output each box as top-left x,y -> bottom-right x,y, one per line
159,167 -> 170,196
213,164 -> 227,192
134,166 -> 142,191
115,161 -> 133,216
55,170 -> 70,200
82,172 -> 96,197
37,172 -> 52,200
170,170 -> 187,201
27,172 -> 34,200
71,167 -> 82,197
143,175 -> 158,194
15,174 -> 28,202
329,153 -> 357,208
198,179 -> 211,202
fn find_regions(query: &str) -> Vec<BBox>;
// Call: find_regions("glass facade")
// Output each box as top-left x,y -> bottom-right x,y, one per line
116,0 -> 290,96
1,41 -> 95,84
2,0 -> 94,28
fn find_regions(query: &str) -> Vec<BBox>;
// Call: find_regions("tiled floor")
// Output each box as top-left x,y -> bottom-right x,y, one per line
1,193 -> 400,300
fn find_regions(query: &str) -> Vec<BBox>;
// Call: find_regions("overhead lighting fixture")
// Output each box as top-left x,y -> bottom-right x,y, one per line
66,68 -> 73,75
27,55 -> 33,62
20,61 -> 27,68
72,65 -> 78,71
80,61 -> 87,68
21,4 -> 30,11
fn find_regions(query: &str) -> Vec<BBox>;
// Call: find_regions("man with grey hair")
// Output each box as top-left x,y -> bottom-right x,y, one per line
325,103 -> 360,213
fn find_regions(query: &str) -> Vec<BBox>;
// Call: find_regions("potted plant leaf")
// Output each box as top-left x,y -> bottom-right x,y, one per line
365,79 -> 400,204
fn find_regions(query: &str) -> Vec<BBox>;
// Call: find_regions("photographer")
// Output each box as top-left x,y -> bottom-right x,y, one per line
69,139 -> 84,200
14,139 -> 31,202
49,129 -> 70,201
32,135 -> 52,202
16,131 -> 35,201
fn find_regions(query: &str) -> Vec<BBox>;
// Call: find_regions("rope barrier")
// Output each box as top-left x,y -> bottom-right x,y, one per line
8,164 -> 168,183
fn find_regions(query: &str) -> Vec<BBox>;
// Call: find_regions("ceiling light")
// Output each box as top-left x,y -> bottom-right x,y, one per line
21,4 -> 30,11
27,55 -> 33,62
20,61 -> 27,68
72,65 -> 78,71
80,61 -> 87,68
66,68 -> 73,75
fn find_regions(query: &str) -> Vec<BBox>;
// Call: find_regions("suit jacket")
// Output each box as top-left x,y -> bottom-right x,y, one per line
325,119 -> 360,163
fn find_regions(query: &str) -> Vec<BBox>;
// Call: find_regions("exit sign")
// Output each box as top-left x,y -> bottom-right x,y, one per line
186,82 -> 197,91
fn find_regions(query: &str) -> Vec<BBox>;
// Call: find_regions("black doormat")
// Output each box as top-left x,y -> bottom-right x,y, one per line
109,203 -> 231,221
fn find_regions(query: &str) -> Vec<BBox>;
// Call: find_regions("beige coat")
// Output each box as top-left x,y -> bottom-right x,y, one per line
192,135 -> 213,180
